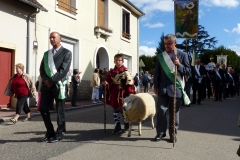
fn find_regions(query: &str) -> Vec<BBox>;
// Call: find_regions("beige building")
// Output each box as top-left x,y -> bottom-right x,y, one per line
0,0 -> 47,108
35,0 -> 144,99
0,0 -> 144,107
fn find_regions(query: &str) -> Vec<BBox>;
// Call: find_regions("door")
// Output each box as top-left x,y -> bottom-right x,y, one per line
0,48 -> 12,108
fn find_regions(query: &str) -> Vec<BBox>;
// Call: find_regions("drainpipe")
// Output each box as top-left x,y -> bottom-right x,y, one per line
26,9 -> 40,74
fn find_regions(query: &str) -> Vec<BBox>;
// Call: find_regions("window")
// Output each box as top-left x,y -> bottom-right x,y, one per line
98,0 -> 105,28
122,9 -> 131,40
95,0 -> 112,39
57,0 -> 77,17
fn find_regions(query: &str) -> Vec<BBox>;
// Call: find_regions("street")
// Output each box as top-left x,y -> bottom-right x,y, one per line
0,95 -> 240,160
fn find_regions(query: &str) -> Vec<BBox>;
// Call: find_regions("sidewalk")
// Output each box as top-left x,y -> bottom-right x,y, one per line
0,99 -> 104,122
0,86 -> 154,122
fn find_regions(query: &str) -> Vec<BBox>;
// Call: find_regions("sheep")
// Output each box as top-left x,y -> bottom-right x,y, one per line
122,93 -> 156,137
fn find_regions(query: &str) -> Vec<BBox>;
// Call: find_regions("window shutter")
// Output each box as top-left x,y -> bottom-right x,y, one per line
98,0 -> 105,27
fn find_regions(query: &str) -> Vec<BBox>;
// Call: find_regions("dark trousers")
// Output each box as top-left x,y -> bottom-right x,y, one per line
214,84 -> 222,100
192,82 -> 202,103
226,84 -> 234,97
185,81 -> 192,100
206,83 -> 212,98
222,84 -> 227,98
99,84 -> 103,99
156,94 -> 181,136
40,91 -> 66,137
202,84 -> 206,99
143,83 -> 149,92
236,83 -> 239,96
16,96 -> 30,115
71,87 -> 78,105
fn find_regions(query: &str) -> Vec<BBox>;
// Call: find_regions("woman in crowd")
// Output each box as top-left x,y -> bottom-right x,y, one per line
4,63 -> 36,124
71,69 -> 80,106
90,68 -> 100,103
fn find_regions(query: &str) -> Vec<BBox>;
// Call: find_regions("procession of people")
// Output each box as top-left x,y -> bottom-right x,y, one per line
3,32 -> 240,146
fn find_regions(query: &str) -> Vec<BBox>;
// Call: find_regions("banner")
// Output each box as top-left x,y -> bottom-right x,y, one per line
216,54 -> 228,68
174,0 -> 198,38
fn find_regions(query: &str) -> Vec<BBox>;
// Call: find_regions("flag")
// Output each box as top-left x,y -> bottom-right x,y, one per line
191,49 -> 197,66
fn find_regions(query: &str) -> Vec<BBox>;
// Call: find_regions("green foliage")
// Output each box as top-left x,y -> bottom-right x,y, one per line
200,45 -> 240,72
156,32 -> 165,55
177,25 -> 218,55
139,55 -> 156,75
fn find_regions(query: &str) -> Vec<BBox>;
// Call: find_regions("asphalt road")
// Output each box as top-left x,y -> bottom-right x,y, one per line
0,96 -> 240,160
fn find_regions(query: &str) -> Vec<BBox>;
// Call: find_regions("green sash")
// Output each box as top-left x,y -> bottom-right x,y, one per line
44,51 -> 68,99
157,52 -> 190,105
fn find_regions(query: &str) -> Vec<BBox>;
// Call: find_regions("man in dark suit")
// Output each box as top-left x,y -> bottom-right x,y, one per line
39,32 -> 72,143
221,64 -> 228,99
212,63 -> 225,101
191,59 -> 206,105
153,34 -> 191,143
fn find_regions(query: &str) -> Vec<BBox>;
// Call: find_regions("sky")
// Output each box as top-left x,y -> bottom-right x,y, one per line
129,0 -> 240,56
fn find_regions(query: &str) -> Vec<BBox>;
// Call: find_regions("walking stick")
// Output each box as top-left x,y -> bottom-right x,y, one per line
173,48 -> 177,147
104,83 -> 107,133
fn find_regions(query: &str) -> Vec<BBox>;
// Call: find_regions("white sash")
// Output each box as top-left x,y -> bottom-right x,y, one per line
216,70 -> 222,80
48,50 -> 57,75
195,65 -> 202,83
162,51 -> 185,89
228,73 -> 235,86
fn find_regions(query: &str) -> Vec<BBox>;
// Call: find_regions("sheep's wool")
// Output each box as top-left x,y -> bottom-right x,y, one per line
125,93 -> 156,122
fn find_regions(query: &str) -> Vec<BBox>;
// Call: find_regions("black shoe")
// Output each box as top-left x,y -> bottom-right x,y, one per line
219,99 -> 222,102
48,135 -> 63,143
154,133 -> 166,141
190,102 -> 196,104
197,102 -> 201,105
112,127 -> 122,134
186,105 -> 191,107
170,136 -> 177,143
38,136 -> 53,142
72,105 -> 77,107
214,99 -> 218,101
124,123 -> 129,130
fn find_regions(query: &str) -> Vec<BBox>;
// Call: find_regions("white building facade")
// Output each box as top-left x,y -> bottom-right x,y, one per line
35,0 -> 144,99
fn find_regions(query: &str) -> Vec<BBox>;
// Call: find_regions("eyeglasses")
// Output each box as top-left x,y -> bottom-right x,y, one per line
164,43 -> 173,46
115,60 -> 123,62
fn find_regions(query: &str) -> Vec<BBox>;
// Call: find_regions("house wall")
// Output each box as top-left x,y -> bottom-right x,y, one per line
0,0 -> 37,107
36,0 -> 140,100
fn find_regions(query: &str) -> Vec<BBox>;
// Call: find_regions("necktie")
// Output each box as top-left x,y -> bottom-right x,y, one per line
52,49 -> 56,57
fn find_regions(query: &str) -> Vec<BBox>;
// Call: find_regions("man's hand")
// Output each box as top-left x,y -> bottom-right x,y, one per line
174,58 -> 180,66
44,80 -> 51,88
154,89 -> 158,95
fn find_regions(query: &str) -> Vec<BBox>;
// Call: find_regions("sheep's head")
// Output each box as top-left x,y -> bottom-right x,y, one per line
122,97 -> 137,111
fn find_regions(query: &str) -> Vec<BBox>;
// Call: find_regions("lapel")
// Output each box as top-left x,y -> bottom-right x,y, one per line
53,46 -> 64,61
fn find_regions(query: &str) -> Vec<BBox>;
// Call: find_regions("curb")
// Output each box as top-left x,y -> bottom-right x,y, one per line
0,102 -> 104,123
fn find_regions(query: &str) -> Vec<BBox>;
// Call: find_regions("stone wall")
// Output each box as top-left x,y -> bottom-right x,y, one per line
67,80 -> 92,101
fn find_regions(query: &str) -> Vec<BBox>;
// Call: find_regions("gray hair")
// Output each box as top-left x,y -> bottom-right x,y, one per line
164,34 -> 176,43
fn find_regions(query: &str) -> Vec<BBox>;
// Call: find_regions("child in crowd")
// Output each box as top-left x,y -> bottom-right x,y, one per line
104,54 -> 135,134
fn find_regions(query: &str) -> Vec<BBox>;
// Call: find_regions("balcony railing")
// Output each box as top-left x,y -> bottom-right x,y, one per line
58,0 -> 77,15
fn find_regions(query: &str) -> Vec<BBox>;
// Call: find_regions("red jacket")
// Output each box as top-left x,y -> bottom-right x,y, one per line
105,65 -> 135,109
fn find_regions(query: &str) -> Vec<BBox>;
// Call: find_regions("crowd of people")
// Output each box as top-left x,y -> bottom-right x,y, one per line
3,32 -> 239,145
185,60 -> 240,107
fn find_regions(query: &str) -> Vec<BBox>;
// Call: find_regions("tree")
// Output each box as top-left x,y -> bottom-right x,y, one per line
139,55 -> 156,74
155,32 -> 165,55
200,45 -> 240,72
177,25 -> 218,56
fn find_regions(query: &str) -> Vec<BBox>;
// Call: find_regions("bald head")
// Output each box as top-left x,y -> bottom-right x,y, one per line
50,32 -> 61,48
